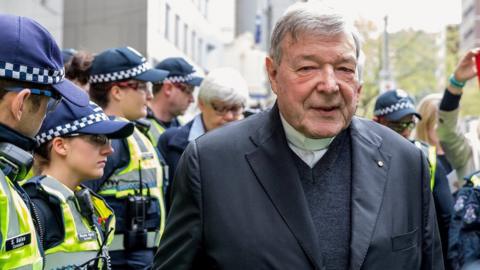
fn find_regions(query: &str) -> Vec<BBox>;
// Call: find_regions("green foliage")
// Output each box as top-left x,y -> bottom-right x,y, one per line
354,18 -> 458,118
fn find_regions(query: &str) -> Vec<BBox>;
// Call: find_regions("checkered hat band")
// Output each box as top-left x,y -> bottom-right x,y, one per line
89,62 -> 151,83
374,102 -> 414,117
0,61 -> 65,84
166,74 -> 194,83
35,112 -> 110,144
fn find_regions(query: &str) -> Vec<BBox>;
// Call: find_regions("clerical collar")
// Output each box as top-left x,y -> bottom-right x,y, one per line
280,113 -> 334,151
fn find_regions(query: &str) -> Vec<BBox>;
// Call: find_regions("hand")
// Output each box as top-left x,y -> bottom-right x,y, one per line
453,48 -> 480,82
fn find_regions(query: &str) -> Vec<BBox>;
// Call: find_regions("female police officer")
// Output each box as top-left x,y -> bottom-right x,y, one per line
23,100 -> 134,269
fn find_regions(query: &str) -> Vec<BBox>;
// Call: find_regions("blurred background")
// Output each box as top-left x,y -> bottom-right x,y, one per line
2,0 -> 478,118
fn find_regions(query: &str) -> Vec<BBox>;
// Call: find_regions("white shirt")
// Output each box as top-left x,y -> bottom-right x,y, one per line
188,114 -> 206,142
280,114 -> 334,168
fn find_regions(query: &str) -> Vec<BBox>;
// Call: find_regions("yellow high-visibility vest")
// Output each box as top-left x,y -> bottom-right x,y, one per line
98,125 -> 165,251
34,176 -> 115,269
0,171 -> 43,269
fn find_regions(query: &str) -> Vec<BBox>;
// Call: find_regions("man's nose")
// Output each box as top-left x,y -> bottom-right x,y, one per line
315,67 -> 338,93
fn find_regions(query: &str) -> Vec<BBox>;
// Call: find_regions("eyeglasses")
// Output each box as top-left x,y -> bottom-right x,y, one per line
173,83 -> 195,95
386,121 -> 416,133
210,102 -> 244,116
30,89 -> 62,113
2,87 -> 62,113
112,81 -> 151,94
63,133 -> 110,147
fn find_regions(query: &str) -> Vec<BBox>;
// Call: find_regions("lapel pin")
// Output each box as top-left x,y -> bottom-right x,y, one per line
377,160 -> 384,167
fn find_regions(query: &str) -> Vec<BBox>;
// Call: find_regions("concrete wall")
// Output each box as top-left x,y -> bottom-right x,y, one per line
63,0 -> 148,54
0,0 -> 63,46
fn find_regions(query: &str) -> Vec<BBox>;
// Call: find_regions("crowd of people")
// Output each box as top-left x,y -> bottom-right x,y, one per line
2,1 -> 480,269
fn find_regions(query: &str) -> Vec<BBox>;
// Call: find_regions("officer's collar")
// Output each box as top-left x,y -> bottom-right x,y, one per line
0,123 -> 36,151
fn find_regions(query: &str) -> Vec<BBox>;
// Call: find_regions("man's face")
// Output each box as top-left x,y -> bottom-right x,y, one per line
169,82 -> 195,116
266,31 -> 362,138
200,99 -> 244,131
19,94 -> 50,137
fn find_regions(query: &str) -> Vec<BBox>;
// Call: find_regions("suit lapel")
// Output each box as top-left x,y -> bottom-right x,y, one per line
245,107 -> 323,269
349,118 -> 392,270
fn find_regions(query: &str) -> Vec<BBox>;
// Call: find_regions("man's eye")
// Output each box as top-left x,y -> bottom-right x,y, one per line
338,67 -> 355,73
297,66 -> 316,72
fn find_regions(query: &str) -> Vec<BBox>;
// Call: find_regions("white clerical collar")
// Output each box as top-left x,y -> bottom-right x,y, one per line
280,113 -> 334,151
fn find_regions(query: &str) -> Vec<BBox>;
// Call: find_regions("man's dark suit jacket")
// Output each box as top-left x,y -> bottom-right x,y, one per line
157,119 -> 194,207
153,105 -> 444,270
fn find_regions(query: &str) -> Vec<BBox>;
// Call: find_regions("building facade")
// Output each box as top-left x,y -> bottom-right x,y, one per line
460,0 -> 480,52
63,0 -> 225,72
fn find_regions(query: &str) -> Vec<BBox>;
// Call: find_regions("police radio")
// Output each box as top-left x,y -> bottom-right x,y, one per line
124,160 -> 151,250
0,142 -> 33,181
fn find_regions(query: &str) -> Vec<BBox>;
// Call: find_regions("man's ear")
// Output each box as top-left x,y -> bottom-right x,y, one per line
10,89 -> 31,121
162,81 -> 174,97
265,56 -> 278,95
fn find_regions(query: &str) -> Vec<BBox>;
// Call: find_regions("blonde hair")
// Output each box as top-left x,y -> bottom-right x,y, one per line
414,93 -> 442,144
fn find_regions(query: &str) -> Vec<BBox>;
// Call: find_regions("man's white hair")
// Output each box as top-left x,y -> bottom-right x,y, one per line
198,67 -> 249,107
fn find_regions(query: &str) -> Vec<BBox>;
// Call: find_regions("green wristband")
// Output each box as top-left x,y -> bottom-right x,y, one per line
449,74 -> 466,88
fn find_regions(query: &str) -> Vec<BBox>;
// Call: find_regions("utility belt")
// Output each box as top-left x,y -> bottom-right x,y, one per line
109,231 -> 161,251
110,194 -> 160,251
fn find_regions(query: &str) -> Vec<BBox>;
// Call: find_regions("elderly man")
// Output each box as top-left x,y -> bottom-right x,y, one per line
157,67 -> 249,208
153,2 -> 443,270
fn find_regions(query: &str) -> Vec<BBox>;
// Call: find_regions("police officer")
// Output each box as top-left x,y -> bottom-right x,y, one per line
146,57 -> 203,146
0,14 -> 89,269
85,47 -> 169,269
373,89 -> 454,268
23,100 -> 134,269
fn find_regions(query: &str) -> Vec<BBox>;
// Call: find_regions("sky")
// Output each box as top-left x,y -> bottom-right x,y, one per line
309,0 -> 461,33
210,0 -> 462,35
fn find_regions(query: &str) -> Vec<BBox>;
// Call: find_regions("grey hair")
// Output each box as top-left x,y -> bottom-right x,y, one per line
198,67 -> 250,107
269,2 -> 362,68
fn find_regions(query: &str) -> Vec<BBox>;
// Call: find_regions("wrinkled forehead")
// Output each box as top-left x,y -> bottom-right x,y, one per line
285,29 -> 358,54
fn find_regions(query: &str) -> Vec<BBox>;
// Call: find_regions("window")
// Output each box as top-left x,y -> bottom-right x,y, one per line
204,0 -> 209,18
198,38 -> 203,64
165,4 -> 171,40
191,31 -> 196,60
175,15 -> 180,48
184,24 -> 189,54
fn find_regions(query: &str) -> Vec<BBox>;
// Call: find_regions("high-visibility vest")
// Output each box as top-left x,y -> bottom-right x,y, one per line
98,125 -> 165,251
146,118 -> 167,147
0,171 -> 43,270
35,176 -> 115,269
414,140 -> 437,191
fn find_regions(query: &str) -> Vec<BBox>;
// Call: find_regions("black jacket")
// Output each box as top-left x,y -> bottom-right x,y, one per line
153,105 -> 444,270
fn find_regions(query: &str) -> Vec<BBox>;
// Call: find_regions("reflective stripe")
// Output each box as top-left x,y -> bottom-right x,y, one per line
0,171 -> 43,269
132,130 -> 149,154
108,231 -> 161,251
0,172 -> 20,240
45,251 -> 100,269
41,177 -> 94,239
